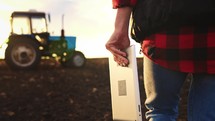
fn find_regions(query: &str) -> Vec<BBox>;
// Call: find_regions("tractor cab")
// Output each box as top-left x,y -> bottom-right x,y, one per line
11,11 -> 48,35
10,11 -> 50,53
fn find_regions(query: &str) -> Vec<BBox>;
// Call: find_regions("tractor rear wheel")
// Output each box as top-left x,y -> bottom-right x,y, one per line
5,39 -> 41,70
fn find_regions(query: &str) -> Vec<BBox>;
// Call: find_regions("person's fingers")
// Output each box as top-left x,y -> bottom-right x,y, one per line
114,53 -> 129,67
106,43 -> 129,66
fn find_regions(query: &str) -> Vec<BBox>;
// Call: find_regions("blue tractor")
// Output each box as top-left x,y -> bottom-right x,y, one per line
5,11 -> 86,70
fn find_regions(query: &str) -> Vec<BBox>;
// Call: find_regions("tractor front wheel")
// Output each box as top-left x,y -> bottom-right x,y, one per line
61,51 -> 86,68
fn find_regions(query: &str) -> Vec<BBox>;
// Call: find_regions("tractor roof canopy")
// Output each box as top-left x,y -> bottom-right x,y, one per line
11,11 -> 46,18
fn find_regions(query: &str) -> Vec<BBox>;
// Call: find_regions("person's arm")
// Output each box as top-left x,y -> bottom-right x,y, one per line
114,7 -> 132,40
105,7 -> 132,66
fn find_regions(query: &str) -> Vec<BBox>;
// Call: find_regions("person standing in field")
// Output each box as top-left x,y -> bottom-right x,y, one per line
106,0 -> 215,120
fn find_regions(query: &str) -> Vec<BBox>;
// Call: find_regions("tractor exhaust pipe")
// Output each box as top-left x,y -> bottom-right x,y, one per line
61,14 -> 65,38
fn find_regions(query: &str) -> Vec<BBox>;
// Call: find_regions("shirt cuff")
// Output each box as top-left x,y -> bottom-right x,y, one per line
112,0 -> 136,9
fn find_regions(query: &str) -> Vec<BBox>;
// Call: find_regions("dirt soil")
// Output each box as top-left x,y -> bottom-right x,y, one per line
0,58 -> 190,121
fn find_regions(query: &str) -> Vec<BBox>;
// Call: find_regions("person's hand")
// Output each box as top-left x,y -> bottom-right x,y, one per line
106,30 -> 130,66
106,7 -> 132,66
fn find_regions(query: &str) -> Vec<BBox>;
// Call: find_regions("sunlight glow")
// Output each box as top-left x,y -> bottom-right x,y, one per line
0,20 -> 10,45
0,21 -> 9,59
0,0 -> 131,58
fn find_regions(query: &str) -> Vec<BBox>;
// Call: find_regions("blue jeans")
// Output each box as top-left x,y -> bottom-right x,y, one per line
143,56 -> 215,121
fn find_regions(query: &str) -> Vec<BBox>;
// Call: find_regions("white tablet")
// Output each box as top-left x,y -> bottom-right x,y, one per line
108,45 -> 142,121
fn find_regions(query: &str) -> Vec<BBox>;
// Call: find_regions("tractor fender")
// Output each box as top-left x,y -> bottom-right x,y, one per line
8,35 -> 41,46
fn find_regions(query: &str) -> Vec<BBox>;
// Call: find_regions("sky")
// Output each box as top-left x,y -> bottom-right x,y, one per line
0,0 -> 141,58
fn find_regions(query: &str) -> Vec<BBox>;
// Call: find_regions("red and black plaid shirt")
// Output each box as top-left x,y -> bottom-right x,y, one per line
113,0 -> 215,74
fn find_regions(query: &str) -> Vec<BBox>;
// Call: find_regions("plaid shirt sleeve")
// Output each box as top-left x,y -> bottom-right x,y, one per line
112,0 -> 137,8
